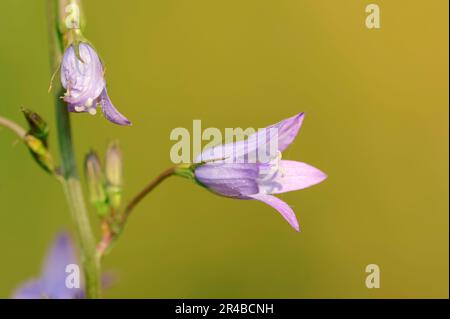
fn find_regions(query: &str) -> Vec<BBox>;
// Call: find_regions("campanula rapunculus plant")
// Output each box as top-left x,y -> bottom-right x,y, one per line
61,43 -> 131,126
191,113 -> 327,231
12,232 -> 83,299
0,0 -> 329,299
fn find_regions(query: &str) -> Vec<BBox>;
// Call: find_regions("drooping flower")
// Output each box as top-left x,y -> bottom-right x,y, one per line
191,113 -> 327,232
61,43 -> 131,126
12,232 -> 83,299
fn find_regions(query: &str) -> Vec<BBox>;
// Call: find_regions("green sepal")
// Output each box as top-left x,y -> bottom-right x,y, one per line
106,186 -> 122,210
93,201 -> 110,218
174,163 -> 196,181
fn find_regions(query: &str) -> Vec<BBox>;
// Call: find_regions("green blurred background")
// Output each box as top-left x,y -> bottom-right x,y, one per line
0,0 -> 448,298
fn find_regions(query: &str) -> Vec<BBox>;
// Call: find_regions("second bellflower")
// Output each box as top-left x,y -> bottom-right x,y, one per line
191,113 -> 327,232
61,43 -> 131,126
12,232 -> 83,299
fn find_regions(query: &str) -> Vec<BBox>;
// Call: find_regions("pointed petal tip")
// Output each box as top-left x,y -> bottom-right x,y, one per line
99,89 -> 132,126
314,168 -> 328,184
249,193 -> 300,232
104,110 -> 132,126
295,112 -> 305,125
113,118 -> 132,126
291,215 -> 300,232
274,112 -> 306,152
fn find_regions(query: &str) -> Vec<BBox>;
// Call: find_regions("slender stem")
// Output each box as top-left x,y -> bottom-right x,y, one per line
48,0 -> 100,298
121,167 -> 176,225
0,116 -> 27,139
97,167 -> 176,258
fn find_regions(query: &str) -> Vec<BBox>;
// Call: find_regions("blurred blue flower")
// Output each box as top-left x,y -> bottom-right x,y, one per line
12,232 -> 83,299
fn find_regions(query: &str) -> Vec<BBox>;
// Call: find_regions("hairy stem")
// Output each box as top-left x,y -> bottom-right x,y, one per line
48,0 -> 100,298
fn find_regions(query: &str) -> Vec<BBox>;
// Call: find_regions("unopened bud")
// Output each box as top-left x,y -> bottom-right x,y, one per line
84,151 -> 108,216
58,0 -> 86,35
24,134 -> 55,173
21,108 -> 49,143
105,141 -> 123,209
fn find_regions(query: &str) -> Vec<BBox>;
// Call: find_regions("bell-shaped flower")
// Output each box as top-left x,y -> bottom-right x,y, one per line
192,113 -> 327,232
12,232 -> 83,299
61,43 -> 131,126
12,232 -> 112,299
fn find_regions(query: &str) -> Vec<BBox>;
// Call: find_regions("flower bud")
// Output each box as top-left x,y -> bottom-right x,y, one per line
105,141 -> 123,209
20,108 -> 54,174
61,42 -> 131,126
21,108 -> 49,144
84,151 -> 108,216
24,134 -> 55,173
57,0 -> 86,35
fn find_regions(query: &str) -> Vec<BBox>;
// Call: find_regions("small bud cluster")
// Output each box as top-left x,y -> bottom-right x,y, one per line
84,141 -> 123,218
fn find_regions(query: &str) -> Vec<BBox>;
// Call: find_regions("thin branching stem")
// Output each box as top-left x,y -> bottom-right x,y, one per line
0,116 -> 27,139
97,167 -> 176,258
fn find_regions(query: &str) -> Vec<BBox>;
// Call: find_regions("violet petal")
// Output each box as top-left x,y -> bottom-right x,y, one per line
61,43 -> 105,108
258,160 -> 327,195
12,279 -> 44,299
195,113 -> 304,163
249,193 -> 300,231
40,232 -> 81,299
12,232 -> 81,299
195,163 -> 260,198
100,89 -> 132,126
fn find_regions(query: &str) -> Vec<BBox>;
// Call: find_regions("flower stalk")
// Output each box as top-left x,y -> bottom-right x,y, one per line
48,0 -> 100,298
97,166 -> 177,258
0,116 -> 27,139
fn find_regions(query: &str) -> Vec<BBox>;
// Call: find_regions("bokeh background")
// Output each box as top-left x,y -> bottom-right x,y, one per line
0,0 -> 448,298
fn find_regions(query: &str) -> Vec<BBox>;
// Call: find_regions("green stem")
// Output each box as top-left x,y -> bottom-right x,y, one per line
47,0 -> 100,298
0,116 -> 27,139
97,167 -> 176,258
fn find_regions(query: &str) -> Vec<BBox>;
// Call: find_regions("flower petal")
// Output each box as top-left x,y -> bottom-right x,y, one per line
270,112 -> 304,153
12,279 -> 44,299
195,163 -> 259,198
61,43 -> 105,107
195,113 -> 304,164
249,193 -> 300,231
40,232 -> 81,299
100,89 -> 132,126
258,160 -> 327,194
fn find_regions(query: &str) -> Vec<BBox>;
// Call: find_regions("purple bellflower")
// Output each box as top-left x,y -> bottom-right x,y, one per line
12,232 -> 83,299
192,113 -> 327,232
61,43 -> 131,126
